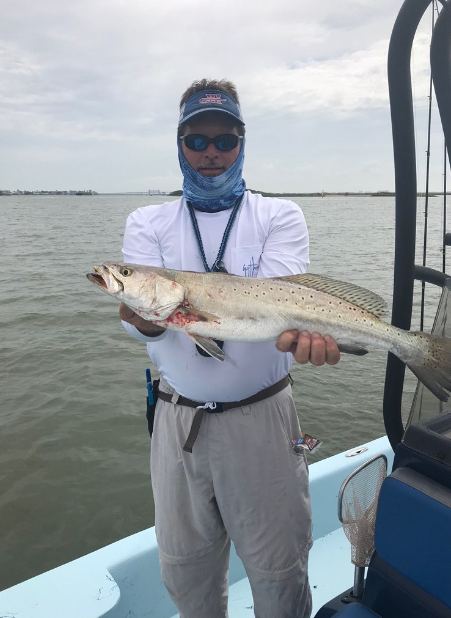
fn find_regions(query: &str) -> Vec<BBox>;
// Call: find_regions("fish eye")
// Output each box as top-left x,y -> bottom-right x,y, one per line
120,267 -> 133,277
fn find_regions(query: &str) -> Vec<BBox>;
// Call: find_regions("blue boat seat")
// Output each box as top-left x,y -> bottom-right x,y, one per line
361,466 -> 451,617
375,467 -> 451,604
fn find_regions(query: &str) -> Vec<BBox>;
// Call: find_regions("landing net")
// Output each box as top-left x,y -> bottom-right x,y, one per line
338,455 -> 387,567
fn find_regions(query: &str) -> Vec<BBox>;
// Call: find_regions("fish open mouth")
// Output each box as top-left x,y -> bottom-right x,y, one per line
88,272 -> 107,288
86,265 -> 124,292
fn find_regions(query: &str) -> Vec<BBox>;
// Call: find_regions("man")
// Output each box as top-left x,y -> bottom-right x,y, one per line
120,79 -> 340,618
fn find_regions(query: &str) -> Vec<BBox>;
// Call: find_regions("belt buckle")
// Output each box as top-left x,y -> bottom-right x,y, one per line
195,401 -> 224,413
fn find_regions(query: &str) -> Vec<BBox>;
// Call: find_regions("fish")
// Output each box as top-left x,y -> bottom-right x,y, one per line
87,262 -> 451,402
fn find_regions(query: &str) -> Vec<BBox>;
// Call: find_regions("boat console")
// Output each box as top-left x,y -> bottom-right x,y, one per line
316,1 -> 451,616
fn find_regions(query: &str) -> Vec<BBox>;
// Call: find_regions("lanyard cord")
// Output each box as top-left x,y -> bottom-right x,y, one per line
186,194 -> 244,273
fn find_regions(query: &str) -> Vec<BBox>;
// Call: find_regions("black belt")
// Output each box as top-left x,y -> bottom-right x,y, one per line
158,374 -> 292,453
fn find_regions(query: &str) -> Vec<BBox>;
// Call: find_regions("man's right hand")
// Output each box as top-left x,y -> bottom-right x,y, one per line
119,303 -> 166,337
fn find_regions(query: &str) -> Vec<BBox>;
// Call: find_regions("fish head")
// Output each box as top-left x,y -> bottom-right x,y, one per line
87,263 -> 186,320
87,263 -> 124,295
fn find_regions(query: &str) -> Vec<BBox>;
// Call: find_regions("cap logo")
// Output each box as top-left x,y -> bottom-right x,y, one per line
198,93 -> 227,105
178,90 -> 244,126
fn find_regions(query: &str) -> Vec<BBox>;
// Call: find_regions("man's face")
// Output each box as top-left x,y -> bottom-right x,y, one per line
180,112 -> 242,177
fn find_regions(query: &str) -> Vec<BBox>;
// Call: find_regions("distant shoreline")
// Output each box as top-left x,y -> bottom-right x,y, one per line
1,190 -> 449,198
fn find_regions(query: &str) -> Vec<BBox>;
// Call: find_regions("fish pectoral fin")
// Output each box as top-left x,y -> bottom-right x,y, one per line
337,344 -> 369,356
188,335 -> 225,361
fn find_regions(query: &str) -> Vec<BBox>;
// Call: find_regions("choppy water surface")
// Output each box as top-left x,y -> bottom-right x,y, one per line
0,194 -> 446,589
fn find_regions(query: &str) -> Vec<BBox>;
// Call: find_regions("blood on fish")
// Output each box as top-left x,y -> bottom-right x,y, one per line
165,310 -> 202,328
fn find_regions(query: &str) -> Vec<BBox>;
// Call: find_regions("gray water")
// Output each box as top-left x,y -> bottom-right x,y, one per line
0,194 -> 446,590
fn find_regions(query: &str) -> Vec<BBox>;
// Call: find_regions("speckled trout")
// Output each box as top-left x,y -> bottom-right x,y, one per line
87,262 -> 451,401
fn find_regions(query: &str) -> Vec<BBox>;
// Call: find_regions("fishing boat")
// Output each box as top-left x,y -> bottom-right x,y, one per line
2,0 -> 451,616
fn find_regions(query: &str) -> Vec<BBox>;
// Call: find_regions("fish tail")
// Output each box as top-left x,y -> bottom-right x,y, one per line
404,331 -> 451,402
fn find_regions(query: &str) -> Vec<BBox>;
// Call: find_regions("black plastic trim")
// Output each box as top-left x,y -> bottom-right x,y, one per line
383,0 -> 434,451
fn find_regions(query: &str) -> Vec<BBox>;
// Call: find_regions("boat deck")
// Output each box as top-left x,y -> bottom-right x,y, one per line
0,436 -> 393,617
227,527 -> 354,616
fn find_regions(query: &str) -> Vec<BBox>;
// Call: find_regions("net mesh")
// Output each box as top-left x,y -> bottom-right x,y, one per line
338,455 -> 387,567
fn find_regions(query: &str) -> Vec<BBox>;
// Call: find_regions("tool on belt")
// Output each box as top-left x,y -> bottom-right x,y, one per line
145,368 -> 160,439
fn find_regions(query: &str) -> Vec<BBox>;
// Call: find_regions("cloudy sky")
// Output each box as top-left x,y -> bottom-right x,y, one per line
1,0 -> 447,193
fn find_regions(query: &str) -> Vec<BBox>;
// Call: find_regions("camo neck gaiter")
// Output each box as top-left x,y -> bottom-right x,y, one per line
178,138 -> 246,213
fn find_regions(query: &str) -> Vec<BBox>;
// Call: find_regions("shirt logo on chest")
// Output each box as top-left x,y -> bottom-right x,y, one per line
242,256 -> 259,277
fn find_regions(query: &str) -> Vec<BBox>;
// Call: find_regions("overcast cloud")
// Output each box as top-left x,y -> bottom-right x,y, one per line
0,0 -> 446,193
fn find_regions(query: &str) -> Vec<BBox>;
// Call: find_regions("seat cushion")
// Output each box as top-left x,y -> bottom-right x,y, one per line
375,467 -> 451,608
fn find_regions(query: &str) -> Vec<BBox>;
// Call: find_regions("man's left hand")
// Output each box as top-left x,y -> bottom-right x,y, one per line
276,331 -> 340,366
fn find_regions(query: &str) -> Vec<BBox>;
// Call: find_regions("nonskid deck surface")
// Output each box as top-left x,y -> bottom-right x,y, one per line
0,437 -> 393,618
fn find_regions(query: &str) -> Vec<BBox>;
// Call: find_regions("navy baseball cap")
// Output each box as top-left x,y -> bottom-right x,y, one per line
178,89 -> 245,127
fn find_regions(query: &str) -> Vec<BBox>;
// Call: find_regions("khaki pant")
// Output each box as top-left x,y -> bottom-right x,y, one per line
151,379 -> 313,618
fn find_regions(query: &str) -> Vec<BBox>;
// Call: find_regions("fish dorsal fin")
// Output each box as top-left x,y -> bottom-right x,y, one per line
275,273 -> 388,318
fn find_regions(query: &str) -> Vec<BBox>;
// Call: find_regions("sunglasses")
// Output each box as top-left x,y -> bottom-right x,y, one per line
180,134 -> 243,152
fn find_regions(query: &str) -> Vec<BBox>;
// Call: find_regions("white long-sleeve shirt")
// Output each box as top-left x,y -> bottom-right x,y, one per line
122,191 -> 309,401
